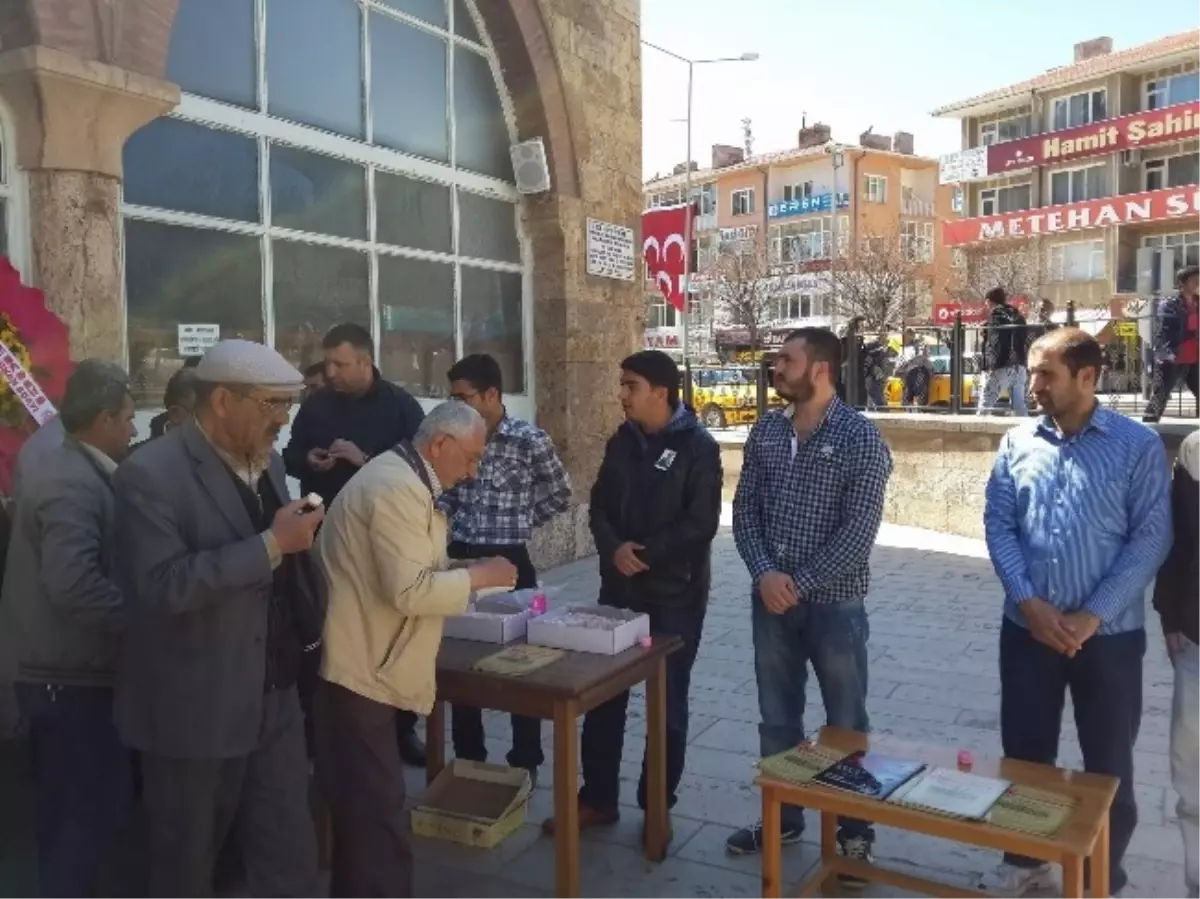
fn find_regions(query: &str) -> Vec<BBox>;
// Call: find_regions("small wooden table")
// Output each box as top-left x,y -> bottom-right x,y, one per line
429,635 -> 683,898
758,726 -> 1119,898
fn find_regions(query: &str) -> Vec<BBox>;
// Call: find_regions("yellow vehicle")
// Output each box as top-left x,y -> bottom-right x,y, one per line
692,367 -> 783,429
884,348 -> 985,408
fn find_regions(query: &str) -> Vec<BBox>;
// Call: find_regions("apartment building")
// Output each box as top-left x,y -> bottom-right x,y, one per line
642,127 -> 958,360
934,30 -> 1200,314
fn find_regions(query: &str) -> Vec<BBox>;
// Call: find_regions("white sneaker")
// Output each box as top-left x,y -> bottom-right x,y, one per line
975,862 -> 1056,897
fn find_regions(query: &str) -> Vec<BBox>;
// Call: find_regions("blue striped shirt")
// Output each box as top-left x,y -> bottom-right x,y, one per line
984,406 -> 1173,635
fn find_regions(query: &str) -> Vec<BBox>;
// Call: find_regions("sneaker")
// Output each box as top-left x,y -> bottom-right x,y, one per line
724,820 -> 804,856
836,835 -> 874,890
975,862 -> 1056,897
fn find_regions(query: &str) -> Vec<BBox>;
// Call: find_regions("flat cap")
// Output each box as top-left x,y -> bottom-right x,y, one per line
194,339 -> 304,390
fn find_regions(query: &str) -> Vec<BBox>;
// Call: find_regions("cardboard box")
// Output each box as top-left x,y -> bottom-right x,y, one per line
412,760 -> 532,848
443,589 -> 539,644
526,604 -> 650,655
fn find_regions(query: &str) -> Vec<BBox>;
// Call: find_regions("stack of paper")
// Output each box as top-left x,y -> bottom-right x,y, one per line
888,767 -> 1010,820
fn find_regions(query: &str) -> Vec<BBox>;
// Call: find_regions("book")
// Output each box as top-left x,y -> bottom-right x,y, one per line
757,743 -> 846,786
988,785 -> 1075,837
888,767 -> 1010,820
811,750 -> 926,800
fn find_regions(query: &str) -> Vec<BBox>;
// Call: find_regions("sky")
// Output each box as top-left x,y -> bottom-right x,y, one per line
641,0 -> 1200,180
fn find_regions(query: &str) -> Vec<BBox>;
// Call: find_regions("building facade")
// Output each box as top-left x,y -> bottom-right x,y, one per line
0,0 -> 643,566
643,126 -> 958,359
935,31 -> 1200,313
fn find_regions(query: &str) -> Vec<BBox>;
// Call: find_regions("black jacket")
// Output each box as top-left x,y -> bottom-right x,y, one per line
282,371 -> 425,502
1154,431 -> 1199,644
981,303 -> 1028,371
589,404 -> 722,610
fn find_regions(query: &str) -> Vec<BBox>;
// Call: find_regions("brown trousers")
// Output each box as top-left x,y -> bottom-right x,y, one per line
313,679 -> 413,898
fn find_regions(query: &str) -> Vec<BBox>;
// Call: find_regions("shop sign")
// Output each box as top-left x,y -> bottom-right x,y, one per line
988,101 -> 1199,173
943,186 -> 1200,246
938,146 -> 988,185
719,225 -> 758,243
178,323 -> 220,357
767,192 -> 850,220
932,296 -> 1030,325
643,330 -> 680,350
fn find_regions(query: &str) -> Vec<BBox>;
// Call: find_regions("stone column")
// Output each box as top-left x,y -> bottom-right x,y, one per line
0,45 -> 177,364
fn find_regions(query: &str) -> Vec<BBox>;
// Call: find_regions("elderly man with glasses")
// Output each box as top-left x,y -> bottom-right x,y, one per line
112,339 -> 326,897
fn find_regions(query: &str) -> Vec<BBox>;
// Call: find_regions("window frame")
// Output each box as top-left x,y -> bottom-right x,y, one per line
979,115 -> 1029,147
731,187 -> 755,217
120,0 -> 534,412
1143,152 -> 1200,191
1144,71 -> 1200,111
1045,239 -> 1106,283
1051,88 -> 1106,131
0,98 -> 29,281
979,183 -> 1032,216
864,174 -> 887,204
1047,161 -> 1109,205
900,220 -> 934,263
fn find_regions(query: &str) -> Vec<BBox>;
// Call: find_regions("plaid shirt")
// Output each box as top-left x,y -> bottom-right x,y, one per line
439,415 -> 571,546
733,398 -> 893,603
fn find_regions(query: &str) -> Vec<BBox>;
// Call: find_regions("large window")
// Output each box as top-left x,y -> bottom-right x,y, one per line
731,188 -> 755,217
979,115 -> 1030,147
1049,163 -> 1109,205
124,0 -> 527,410
864,175 -> 888,204
783,181 -> 813,203
1046,240 -> 1105,282
1145,153 -> 1200,191
1142,233 -> 1200,284
1052,89 -> 1106,130
980,184 -> 1031,216
769,216 -> 848,264
1145,72 -> 1200,110
900,221 -> 934,263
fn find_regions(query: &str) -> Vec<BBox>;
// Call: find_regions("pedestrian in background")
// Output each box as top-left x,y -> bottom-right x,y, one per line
728,328 -> 892,890
1145,265 -> 1199,423
114,340 -> 325,897
978,286 -> 1029,416
440,354 -> 571,785
1155,428 -> 1199,899
1,360 -> 136,897
541,350 -> 721,838
301,362 -> 325,401
982,328 -> 1171,895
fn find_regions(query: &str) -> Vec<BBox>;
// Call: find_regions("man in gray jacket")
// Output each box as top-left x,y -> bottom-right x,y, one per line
0,360 -> 136,897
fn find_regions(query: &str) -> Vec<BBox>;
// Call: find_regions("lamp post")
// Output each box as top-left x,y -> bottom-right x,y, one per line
642,41 -> 758,397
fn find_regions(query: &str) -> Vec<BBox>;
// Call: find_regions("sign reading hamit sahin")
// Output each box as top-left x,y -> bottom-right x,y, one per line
943,187 -> 1200,246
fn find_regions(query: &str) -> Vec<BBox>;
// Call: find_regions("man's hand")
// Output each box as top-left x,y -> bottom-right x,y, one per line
1019,598 -> 1080,656
271,499 -> 325,555
328,439 -> 368,468
1166,631 -> 1184,661
468,557 -> 519,592
613,542 -> 649,577
307,447 -> 336,472
1061,611 -> 1101,654
758,571 -> 799,615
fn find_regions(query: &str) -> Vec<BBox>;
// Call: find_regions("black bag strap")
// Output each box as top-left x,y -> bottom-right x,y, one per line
391,440 -> 434,496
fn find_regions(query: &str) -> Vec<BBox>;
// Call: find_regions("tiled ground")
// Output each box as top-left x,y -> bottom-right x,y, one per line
410,521 -> 1189,898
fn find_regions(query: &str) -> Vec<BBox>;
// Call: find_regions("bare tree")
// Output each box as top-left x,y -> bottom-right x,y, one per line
946,241 -> 1042,304
826,228 -> 926,331
710,245 -> 781,354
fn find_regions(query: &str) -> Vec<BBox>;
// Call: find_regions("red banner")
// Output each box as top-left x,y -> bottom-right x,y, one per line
933,297 -> 1029,325
988,101 -> 1199,173
642,205 -> 691,312
944,186 -> 1200,246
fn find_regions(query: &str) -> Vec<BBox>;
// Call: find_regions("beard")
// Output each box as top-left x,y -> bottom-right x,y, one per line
775,370 -> 815,405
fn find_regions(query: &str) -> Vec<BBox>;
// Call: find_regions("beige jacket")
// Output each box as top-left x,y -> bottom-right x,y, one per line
315,449 -> 471,713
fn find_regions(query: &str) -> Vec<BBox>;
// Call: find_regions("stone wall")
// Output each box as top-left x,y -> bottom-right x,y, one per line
717,416 -> 1195,542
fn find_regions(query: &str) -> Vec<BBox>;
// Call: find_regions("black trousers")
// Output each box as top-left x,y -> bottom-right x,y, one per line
140,687 -> 318,898
1145,361 -> 1199,421
578,602 -> 706,814
999,618 -> 1144,880
15,683 -> 134,898
447,541 -> 545,770
314,679 -> 413,898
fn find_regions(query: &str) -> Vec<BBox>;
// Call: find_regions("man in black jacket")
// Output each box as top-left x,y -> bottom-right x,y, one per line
542,351 -> 722,835
282,322 -> 428,765
978,287 -> 1028,415
1155,429 -> 1199,898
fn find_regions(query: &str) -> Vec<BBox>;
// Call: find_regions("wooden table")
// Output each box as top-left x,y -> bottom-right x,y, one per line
428,635 -> 683,898
758,726 -> 1119,898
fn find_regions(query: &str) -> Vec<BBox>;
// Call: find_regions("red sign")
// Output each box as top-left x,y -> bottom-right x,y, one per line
988,102 -> 1199,173
944,186 -> 1200,246
642,205 -> 691,312
643,332 -> 680,349
933,297 -> 1029,325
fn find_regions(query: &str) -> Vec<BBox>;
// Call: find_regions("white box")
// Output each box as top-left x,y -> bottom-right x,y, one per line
525,604 -> 650,655
443,590 -> 538,644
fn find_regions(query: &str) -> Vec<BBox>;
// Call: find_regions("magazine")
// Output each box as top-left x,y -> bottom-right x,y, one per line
888,767 -> 1010,819
757,743 -> 846,786
988,785 -> 1075,837
811,750 -> 926,800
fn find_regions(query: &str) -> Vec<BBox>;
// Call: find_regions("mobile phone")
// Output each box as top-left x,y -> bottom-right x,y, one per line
298,493 -> 324,515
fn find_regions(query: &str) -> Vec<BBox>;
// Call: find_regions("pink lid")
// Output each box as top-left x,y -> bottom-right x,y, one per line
638,635 -> 653,649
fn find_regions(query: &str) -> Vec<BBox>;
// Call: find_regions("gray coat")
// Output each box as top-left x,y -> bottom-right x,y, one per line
0,438 -> 123,686
113,421 -> 324,759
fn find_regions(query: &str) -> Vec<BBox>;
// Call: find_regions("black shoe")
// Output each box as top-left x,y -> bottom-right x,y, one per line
837,834 -> 874,890
725,819 -> 804,856
399,732 -> 427,768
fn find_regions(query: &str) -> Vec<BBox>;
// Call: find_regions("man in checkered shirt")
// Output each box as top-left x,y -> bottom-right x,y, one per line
438,354 -> 572,783
727,328 -> 893,889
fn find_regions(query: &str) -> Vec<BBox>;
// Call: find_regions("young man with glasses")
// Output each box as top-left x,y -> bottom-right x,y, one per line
439,354 -> 572,784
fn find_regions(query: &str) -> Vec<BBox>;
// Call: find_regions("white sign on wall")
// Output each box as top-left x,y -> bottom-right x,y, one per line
178,323 -> 221,357
586,218 -> 636,281
938,146 -> 988,184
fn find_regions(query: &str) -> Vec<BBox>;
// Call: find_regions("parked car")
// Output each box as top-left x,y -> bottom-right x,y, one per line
692,367 -> 783,428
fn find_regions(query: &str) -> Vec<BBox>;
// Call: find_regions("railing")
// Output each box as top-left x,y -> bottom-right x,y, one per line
900,196 -> 935,217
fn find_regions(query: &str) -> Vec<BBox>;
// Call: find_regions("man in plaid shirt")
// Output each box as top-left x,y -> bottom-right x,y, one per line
727,328 -> 893,889
438,354 -> 571,782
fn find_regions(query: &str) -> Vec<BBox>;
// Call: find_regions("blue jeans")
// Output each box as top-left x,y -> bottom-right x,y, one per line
752,595 -> 872,839
1171,637 -> 1199,897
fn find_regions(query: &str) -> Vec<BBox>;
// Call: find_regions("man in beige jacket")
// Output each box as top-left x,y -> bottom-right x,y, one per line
313,401 -> 517,897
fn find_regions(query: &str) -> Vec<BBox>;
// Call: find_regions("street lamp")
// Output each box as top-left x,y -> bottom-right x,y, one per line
642,41 -> 759,392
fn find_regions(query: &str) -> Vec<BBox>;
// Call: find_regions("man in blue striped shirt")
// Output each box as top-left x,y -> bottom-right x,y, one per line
728,328 -> 893,886
982,328 -> 1172,896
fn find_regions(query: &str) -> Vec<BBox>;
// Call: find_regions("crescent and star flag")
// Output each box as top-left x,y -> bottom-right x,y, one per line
642,204 -> 691,312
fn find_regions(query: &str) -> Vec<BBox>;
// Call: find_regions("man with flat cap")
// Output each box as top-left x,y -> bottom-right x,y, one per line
113,339 -> 325,897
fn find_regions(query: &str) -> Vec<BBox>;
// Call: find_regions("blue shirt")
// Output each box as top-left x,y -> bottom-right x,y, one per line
733,398 -> 893,604
984,406 -> 1173,635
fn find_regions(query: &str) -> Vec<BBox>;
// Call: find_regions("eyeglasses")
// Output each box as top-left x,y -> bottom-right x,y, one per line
449,390 -> 481,403
234,391 -> 297,415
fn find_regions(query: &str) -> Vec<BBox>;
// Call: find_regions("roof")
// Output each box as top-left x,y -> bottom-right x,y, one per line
932,29 -> 1200,118
643,142 -> 937,193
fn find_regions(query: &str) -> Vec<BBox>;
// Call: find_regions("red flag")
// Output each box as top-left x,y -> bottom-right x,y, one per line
642,205 -> 691,312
